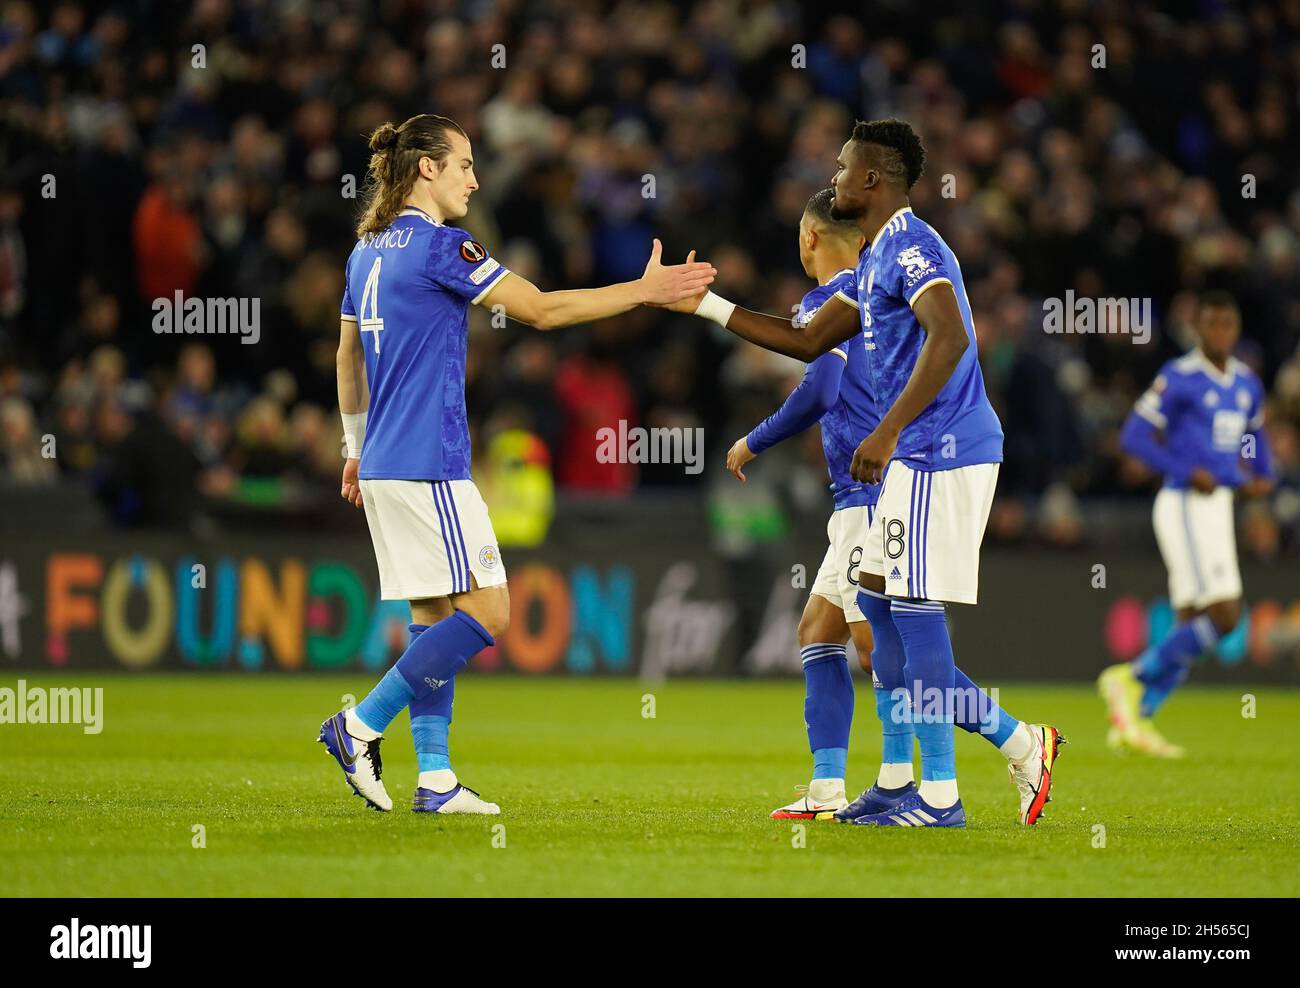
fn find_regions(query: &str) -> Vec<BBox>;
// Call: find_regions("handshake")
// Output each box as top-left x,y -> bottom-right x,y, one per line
638,239 -> 729,319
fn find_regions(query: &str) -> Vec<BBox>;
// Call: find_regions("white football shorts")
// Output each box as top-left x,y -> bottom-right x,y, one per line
858,460 -> 999,605
359,478 -> 507,600
811,504 -> 874,622
1152,486 -> 1241,610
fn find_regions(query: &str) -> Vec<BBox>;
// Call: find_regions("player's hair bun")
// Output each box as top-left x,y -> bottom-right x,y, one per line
369,123 -> 401,152
355,113 -> 466,238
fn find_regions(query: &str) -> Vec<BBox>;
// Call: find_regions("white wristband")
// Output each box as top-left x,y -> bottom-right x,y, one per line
694,290 -> 736,326
341,411 -> 366,459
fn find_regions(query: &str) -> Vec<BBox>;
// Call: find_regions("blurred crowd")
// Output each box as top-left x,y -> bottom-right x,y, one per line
1,0 -> 1299,553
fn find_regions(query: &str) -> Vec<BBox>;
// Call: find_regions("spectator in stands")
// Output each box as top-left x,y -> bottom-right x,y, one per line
0,1 -> 1294,550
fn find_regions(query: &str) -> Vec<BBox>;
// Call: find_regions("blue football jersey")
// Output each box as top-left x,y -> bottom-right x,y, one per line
801,269 -> 879,509
855,207 -> 1003,471
1132,351 -> 1267,489
340,206 -> 510,481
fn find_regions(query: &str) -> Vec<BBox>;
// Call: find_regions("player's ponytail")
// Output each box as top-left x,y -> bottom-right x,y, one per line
355,114 -> 467,238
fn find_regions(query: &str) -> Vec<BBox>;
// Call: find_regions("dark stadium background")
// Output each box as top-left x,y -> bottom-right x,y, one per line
1,0 -> 1297,680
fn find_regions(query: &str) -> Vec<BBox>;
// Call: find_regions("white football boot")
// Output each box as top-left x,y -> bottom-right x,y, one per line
317,710 -> 392,812
412,772 -> 500,814
1007,724 -> 1066,825
769,779 -> 848,819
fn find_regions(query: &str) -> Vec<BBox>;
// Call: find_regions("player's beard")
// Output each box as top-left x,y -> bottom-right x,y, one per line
829,197 -> 862,222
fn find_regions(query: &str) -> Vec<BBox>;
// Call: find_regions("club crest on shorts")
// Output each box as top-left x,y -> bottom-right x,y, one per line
460,240 -> 487,263
478,545 -> 499,569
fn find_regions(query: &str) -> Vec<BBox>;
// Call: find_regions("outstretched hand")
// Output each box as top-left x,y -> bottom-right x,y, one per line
641,240 -> 716,307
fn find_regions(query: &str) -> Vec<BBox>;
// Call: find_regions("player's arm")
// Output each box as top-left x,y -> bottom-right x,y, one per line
1118,408 -> 1184,482
337,316 -> 366,508
479,240 -> 715,331
725,299 -> 861,360
1117,369 -> 1210,489
1240,386 -> 1275,496
850,282 -> 969,484
728,351 -> 845,481
665,288 -> 860,360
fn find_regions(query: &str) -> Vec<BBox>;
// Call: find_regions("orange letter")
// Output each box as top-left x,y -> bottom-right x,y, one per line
47,554 -> 103,663
501,564 -> 570,673
240,558 -> 305,668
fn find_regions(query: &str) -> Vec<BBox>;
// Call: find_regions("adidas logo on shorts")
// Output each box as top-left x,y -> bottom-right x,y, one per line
889,566 -> 902,580
424,677 -> 449,690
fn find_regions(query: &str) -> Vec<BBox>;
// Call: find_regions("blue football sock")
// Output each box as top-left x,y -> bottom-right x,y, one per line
891,599 -> 956,784
353,667 -> 414,735
354,610 -> 494,733
857,589 -> 915,773
813,746 -> 848,779
874,685 -> 913,763
857,589 -> 905,691
405,623 -> 453,772
953,665 -> 1019,748
1134,614 -> 1220,717
412,714 -> 451,773
802,643 -> 852,779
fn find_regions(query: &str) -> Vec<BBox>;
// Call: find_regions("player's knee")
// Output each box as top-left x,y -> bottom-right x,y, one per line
479,599 -> 510,640
795,611 -> 822,648
458,587 -> 510,640
1208,599 -> 1240,636
797,600 -> 847,648
473,610 -> 509,641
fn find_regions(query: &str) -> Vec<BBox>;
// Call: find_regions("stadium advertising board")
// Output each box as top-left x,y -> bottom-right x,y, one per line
1,535 -> 1296,681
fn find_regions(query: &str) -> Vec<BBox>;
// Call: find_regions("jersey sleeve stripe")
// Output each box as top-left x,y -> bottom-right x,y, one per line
471,267 -> 511,305
830,347 -> 849,362
340,313 -> 358,322
832,289 -> 860,309
1133,400 -> 1167,428
907,277 -> 953,308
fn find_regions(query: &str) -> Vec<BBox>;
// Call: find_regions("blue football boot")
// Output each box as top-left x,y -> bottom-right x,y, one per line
831,781 -> 918,822
852,791 -> 965,828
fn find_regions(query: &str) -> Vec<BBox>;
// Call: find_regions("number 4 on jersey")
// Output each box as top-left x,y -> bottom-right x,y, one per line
360,256 -> 384,354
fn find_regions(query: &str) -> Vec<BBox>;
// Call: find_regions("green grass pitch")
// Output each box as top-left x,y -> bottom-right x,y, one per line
3,675 -> 1298,897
